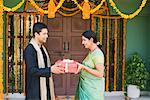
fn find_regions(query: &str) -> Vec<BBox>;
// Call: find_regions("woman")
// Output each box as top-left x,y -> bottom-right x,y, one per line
75,30 -> 105,100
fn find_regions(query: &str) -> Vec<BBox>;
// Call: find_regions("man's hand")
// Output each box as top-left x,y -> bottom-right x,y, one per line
51,64 -> 65,74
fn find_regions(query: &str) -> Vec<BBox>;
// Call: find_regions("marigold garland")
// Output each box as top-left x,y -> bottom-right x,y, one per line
72,0 -> 83,10
52,0 -> 66,18
72,0 -> 106,19
0,0 -> 148,19
48,0 -> 56,18
90,0 -> 106,14
109,0 -> 147,19
54,0 -> 80,12
29,0 -> 47,14
29,0 -> 65,18
72,0 -> 106,13
55,0 -> 65,11
2,0 -> 25,12
82,0 -> 90,19
57,9 -> 81,16
41,0 -> 82,17
14,15 -> 19,91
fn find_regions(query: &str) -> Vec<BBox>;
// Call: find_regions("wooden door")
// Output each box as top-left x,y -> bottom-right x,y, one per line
66,15 -> 90,95
44,13 -> 90,95
44,14 -> 66,95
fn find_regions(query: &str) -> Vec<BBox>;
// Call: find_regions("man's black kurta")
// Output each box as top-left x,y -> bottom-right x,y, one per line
24,44 -> 51,100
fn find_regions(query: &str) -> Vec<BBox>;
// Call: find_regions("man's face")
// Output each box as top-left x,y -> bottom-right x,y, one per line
36,28 -> 48,44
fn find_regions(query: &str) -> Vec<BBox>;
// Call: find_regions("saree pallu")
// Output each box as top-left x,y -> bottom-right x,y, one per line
75,73 -> 105,100
75,49 -> 105,100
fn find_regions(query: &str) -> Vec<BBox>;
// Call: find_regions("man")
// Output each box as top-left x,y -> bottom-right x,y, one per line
24,22 -> 65,100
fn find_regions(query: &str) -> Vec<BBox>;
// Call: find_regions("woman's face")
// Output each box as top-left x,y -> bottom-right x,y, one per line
82,36 -> 92,49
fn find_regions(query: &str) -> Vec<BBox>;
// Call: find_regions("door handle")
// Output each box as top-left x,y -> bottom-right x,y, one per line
64,42 -> 69,52
67,42 -> 69,51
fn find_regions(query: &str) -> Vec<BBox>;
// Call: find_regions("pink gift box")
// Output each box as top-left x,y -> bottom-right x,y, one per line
55,59 -> 78,73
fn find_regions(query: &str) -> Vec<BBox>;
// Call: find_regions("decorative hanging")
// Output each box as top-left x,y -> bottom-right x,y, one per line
29,0 -> 65,18
82,0 -> 90,19
72,0 -> 106,19
14,15 -> 20,92
90,0 -> 106,14
48,0 -> 56,18
57,9 -> 81,16
29,0 -> 47,14
109,0 -> 147,19
0,0 -> 146,19
53,0 -> 81,12
2,0 -> 25,12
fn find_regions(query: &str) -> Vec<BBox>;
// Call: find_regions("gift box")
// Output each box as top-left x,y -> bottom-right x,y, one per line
55,59 -> 78,73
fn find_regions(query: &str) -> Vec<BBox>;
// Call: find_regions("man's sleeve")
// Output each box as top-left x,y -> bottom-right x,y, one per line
24,44 -> 51,77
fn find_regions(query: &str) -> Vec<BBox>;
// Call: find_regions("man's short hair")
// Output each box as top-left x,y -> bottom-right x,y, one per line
33,22 -> 48,37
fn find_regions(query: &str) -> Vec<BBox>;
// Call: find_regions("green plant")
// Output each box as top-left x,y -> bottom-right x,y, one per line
125,52 -> 149,90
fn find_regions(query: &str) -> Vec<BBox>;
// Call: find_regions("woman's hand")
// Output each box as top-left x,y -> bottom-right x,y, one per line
75,62 -> 85,74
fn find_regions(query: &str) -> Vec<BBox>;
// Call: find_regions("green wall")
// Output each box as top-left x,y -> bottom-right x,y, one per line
108,0 -> 150,57
147,15 -> 150,91
108,0 -> 150,64
126,16 -> 150,91
108,0 -> 150,91
146,17 -> 150,67
126,16 -> 148,59
4,0 -> 25,12
148,17 -> 150,66
108,0 -> 150,15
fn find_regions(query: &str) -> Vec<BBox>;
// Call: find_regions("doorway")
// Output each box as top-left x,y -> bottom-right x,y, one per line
44,13 -> 90,95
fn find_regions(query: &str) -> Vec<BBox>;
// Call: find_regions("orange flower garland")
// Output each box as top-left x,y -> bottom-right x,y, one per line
72,0 -> 106,19
48,0 -> 56,18
2,0 -> 25,12
57,9 -> 81,16
29,0 -> 65,18
1,0 -> 145,19
109,0 -> 147,19
0,0 -> 148,19
54,0 -> 79,11
29,0 -> 47,14
82,0 -> 90,19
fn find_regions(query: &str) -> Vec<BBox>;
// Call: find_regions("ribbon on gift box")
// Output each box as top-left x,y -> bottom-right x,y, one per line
65,62 -> 68,72
62,59 -> 74,73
